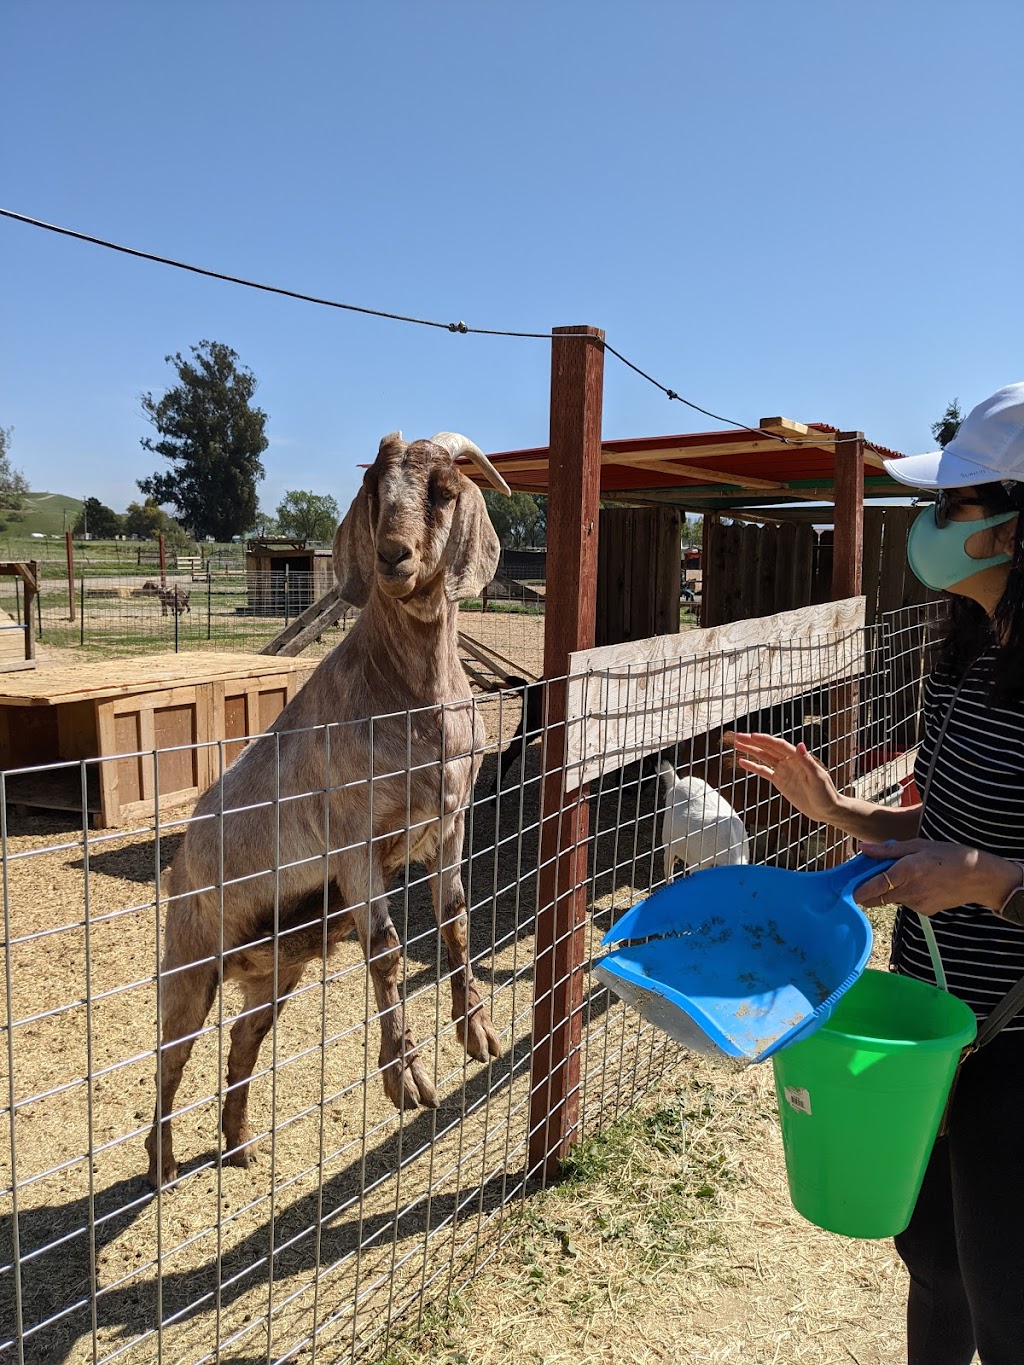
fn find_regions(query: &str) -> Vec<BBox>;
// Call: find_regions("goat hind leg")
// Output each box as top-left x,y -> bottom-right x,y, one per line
145,958 -> 218,1188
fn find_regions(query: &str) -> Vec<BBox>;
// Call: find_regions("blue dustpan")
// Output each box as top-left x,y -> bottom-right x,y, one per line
593,853 -> 892,1063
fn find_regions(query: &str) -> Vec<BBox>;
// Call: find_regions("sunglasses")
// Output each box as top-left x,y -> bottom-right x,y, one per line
931,490 -> 993,529
928,485 -> 1021,526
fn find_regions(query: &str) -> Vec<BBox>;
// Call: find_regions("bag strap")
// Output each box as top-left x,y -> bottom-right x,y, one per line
917,661 -> 1024,1050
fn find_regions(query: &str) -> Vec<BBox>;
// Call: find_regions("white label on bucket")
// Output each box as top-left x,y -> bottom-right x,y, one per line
784,1086 -> 812,1116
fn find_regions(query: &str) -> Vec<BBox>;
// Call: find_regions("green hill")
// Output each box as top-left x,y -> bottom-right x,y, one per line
13,491 -> 84,539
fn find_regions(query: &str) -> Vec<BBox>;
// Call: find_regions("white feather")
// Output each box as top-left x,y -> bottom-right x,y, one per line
658,762 -> 750,880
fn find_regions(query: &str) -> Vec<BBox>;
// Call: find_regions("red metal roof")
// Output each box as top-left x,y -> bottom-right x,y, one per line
460,420 -> 910,512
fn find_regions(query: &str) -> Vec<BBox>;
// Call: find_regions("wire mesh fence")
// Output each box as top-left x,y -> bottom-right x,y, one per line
1,605 -> 935,1363
10,570 -> 549,674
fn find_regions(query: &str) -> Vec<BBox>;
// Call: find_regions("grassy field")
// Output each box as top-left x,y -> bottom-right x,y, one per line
1,490 -> 84,558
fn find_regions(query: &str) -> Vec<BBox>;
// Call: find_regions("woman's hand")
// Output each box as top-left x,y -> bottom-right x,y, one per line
724,731 -> 841,826
856,840 -> 1023,915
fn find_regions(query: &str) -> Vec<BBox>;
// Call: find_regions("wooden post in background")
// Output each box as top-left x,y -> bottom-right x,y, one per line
24,562 -> 39,661
158,533 -> 167,588
528,324 -> 604,1182
65,530 -> 76,622
830,431 -> 865,853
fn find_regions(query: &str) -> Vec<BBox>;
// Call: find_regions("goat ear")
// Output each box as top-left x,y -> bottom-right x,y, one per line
333,486 -> 374,607
444,479 -> 500,601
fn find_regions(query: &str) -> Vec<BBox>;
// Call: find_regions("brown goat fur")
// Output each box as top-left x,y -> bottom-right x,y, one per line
146,432 -> 504,1188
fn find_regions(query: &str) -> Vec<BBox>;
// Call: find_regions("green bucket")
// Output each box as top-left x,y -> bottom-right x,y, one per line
772,968 -> 977,1239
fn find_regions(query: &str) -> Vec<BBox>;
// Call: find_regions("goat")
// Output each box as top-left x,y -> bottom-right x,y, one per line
487,675 -> 544,796
141,580 -> 191,616
658,762 -> 750,882
145,431 -> 510,1188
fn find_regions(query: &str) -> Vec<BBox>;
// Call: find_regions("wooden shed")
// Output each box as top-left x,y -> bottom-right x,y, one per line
244,539 -> 335,615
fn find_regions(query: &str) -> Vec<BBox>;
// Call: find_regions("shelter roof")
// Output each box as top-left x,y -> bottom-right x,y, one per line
458,417 -> 914,513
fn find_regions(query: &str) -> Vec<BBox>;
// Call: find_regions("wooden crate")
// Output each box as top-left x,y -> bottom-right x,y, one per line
0,653 -> 317,827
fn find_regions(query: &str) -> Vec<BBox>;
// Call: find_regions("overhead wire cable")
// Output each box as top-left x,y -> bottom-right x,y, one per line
2,205 -> 792,442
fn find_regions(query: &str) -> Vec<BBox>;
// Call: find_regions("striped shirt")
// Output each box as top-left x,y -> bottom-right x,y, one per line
891,646 -> 1024,1031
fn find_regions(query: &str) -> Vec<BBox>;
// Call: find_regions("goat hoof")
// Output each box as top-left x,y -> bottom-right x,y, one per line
225,1143 -> 256,1169
382,1058 -> 439,1110
459,1006 -> 502,1063
144,1132 -> 177,1189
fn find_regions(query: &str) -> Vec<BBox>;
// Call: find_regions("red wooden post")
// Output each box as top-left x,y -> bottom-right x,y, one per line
528,324 -> 605,1182
830,432 -> 865,848
65,530 -> 76,622
158,533 -> 167,588
833,431 -> 864,602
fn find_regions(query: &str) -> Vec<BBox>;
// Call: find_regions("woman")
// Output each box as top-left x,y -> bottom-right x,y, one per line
728,382 -> 1024,1365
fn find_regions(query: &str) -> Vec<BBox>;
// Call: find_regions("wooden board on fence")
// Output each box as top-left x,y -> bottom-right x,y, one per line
565,597 -> 866,789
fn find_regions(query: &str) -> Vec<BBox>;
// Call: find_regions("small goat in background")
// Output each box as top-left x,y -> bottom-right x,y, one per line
658,762 -> 750,881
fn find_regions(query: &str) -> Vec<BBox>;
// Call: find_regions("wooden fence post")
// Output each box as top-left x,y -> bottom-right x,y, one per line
158,533 -> 167,588
24,562 -> 39,660
65,530 -> 76,622
528,324 -> 604,1182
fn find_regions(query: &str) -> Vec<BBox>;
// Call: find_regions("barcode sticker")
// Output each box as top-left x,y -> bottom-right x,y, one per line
784,1085 -> 812,1115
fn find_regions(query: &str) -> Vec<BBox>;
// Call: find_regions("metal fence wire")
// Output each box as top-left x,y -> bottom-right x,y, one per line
0,607 -> 938,1363
11,570 -> 548,676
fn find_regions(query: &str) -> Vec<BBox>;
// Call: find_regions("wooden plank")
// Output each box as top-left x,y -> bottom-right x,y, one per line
530,323 -> 604,1182
55,701 -> 98,762
759,416 -> 811,438
456,631 -> 538,683
852,746 -> 919,802
114,711 -> 144,806
565,598 -> 866,789
877,509 -> 910,617
0,651 -> 313,706
94,703 -> 122,828
862,507 -> 884,625
599,454 -> 787,491
259,585 -> 346,656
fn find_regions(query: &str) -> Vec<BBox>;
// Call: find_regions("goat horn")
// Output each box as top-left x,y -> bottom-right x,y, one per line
429,432 -> 511,497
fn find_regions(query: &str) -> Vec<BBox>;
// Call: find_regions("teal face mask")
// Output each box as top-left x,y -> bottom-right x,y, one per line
906,506 -> 1016,591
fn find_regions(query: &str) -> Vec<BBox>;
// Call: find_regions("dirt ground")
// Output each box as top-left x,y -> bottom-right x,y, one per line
0,641 -> 918,1365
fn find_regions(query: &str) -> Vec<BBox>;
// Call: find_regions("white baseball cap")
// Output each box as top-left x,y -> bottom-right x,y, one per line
884,382 -> 1024,490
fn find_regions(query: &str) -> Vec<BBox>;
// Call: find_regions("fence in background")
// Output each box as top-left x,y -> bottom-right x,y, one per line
7,570 -> 549,668
0,606 -> 937,1363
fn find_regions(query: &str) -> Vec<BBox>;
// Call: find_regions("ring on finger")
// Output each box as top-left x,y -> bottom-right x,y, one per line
883,873 -> 896,894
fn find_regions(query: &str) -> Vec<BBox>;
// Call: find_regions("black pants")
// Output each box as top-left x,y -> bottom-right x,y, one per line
894,1031 -> 1024,1364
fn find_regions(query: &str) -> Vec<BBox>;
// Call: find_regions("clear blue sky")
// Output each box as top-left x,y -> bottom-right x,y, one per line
4,1 -> 1024,517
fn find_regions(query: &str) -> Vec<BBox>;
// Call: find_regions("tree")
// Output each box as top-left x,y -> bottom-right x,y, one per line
275,489 -> 341,542
0,426 -> 29,511
73,496 -> 122,539
138,340 -> 269,540
123,498 -> 194,549
483,490 -> 547,548
931,399 -> 963,450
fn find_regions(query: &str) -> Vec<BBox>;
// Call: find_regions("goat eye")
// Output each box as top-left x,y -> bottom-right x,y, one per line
430,480 -> 456,506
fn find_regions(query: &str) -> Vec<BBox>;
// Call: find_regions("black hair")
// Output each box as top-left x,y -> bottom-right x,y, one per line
935,481 -> 1024,702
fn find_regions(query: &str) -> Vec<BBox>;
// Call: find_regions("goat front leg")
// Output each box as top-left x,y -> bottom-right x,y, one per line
428,814 -> 501,1064
221,961 -> 305,1168
341,853 -> 438,1111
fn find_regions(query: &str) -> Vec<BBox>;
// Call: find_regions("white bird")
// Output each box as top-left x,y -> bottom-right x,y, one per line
658,762 -> 750,881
